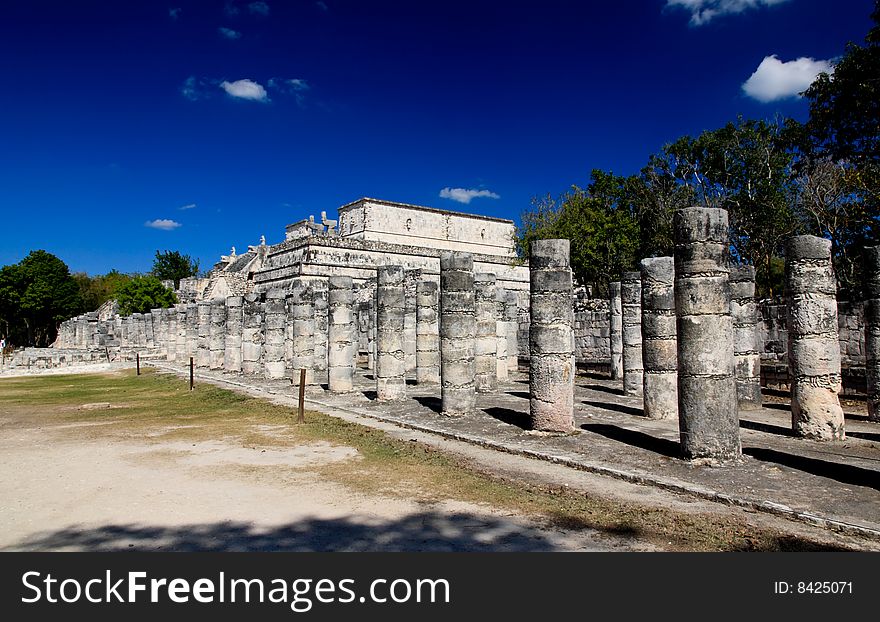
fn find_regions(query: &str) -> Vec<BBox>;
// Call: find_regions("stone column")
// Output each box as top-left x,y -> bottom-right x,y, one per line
175,304 -> 188,363
729,266 -> 762,409
196,301 -> 211,368
609,281 -> 624,381
166,307 -> 178,362
224,296 -> 243,373
313,280 -> 329,385
786,235 -> 845,440
151,309 -> 163,349
328,276 -> 355,392
674,207 -> 740,460
529,239 -> 575,432
289,280 -> 315,385
133,313 -> 146,347
440,252 -> 476,416
263,289 -> 287,379
376,266 -> 406,401
640,257 -> 677,420
474,272 -> 498,393
144,311 -> 155,347
209,299 -> 226,370
503,290 -> 519,372
865,247 -> 880,422
185,303 -> 198,361
404,270 -> 419,374
240,294 -> 264,376
496,288 -> 509,383
621,272 -> 643,396
415,280 -> 441,384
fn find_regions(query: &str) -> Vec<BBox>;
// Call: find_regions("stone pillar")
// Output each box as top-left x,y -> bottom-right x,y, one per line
328,276 -> 355,393
176,304 -> 188,363
133,313 -> 146,347
674,207 -> 740,460
289,280 -> 315,385
209,299 -> 226,370
474,273 -> 498,393
496,288 -> 509,383
240,294 -> 264,376
440,253 -> 476,416
621,272 -> 643,396
729,266 -> 762,409
376,266 -> 407,401
313,280 -> 329,385
528,240 -> 574,432
416,280 -> 441,384
151,309 -> 163,349
144,311 -> 155,347
166,308 -> 178,362
640,257 -> 677,420
503,290 -> 519,372
263,289 -> 287,379
785,235 -> 845,440
609,281 -> 624,381
196,301 -> 211,368
185,303 -> 198,361
404,270 -> 419,374
865,247 -> 880,422
224,296 -> 243,373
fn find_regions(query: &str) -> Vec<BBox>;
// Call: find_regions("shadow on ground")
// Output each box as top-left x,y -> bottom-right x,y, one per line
581,423 -> 681,459
743,447 -> 880,492
12,513 -> 587,552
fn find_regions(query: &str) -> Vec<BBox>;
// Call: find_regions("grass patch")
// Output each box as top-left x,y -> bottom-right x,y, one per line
0,369 -> 857,552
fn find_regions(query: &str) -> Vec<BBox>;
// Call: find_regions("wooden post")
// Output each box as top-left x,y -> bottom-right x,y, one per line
297,368 -> 306,423
189,356 -> 194,391
136,352 -> 140,375
104,346 -> 110,362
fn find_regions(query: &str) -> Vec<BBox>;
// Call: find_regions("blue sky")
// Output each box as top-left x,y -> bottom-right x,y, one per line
0,0 -> 873,275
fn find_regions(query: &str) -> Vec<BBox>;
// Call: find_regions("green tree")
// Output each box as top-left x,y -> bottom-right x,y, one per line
0,250 -> 83,346
74,270 -> 133,311
151,250 -> 200,288
116,275 -> 177,315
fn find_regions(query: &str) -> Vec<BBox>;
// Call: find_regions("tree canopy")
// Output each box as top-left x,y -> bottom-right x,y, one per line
151,250 -> 200,288
115,275 -> 177,316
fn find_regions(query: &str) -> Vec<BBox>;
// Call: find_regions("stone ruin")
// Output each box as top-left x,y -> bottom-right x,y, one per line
39,200 -> 880,463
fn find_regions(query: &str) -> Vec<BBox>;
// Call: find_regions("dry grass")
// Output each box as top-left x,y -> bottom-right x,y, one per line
0,368 -> 858,551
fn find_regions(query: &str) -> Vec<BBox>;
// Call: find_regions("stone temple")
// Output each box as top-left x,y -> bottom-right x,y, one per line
184,197 -> 529,301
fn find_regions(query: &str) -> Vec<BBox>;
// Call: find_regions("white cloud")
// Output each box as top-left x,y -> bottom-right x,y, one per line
742,54 -> 832,102
218,27 -> 241,39
316,1 -> 329,11
145,219 -> 182,231
223,2 -> 240,17
220,78 -> 269,102
181,76 -> 212,101
666,0 -> 789,25
168,7 -> 181,20
248,1 -> 270,16
439,187 -> 501,204
178,203 -> 197,211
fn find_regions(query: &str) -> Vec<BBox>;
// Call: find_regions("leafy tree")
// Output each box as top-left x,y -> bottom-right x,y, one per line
74,270 -> 133,311
116,275 -> 177,316
151,250 -> 200,288
0,250 -> 83,346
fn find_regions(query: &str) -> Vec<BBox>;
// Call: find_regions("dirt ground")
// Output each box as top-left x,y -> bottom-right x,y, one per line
1,366 -> 876,552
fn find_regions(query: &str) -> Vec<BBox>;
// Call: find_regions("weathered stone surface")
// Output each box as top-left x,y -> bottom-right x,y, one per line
196,301 -> 211,368
312,280 -> 329,385
185,303 -> 199,362
263,289 -> 287,379
867,247 -> 880,422
240,294 -> 264,376
166,308 -> 178,362
503,290 -> 519,372
529,239 -> 574,432
416,280 -> 440,384
674,207 -> 740,460
729,266 -> 762,408
376,266 -> 407,401
609,281 -> 623,381
222,296 -> 243,372
640,257 -> 677,420
474,272 -> 498,393
621,272 -> 643,396
440,252 -> 476,416
786,235 -> 845,440
404,270 -> 419,374
287,280 -> 315,385
328,276 -> 355,393
495,287 -> 509,383
209,298 -> 226,370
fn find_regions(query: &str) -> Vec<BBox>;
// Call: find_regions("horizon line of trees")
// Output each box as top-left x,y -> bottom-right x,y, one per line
0,250 -> 201,347
516,2 -> 880,300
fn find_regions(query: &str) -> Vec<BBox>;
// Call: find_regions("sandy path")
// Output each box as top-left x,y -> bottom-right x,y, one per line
0,411 -> 654,552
